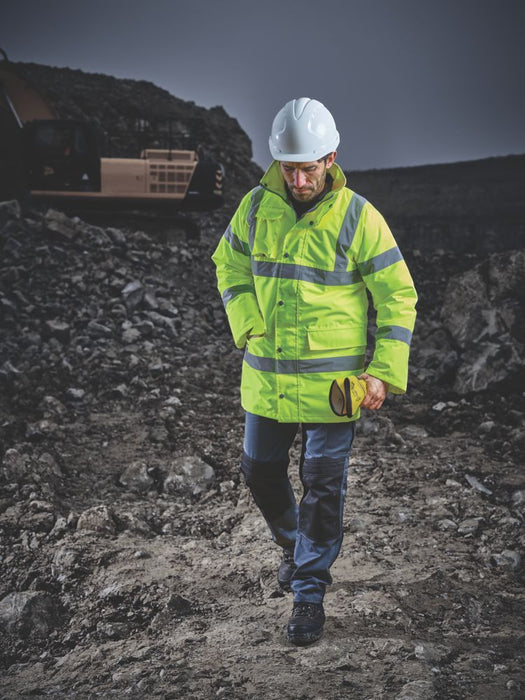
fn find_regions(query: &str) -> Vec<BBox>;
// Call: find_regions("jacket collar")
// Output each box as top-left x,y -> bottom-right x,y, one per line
260,160 -> 347,200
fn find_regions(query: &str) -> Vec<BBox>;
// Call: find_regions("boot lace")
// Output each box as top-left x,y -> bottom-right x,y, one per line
292,602 -> 321,619
282,548 -> 295,564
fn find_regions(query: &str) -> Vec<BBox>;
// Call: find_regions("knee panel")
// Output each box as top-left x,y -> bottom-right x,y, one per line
240,451 -> 292,520
299,457 -> 346,542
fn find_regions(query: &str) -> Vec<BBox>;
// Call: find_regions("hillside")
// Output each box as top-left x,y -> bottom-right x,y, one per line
346,155 -> 525,252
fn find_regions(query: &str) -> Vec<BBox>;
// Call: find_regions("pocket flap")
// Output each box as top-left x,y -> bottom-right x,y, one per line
307,326 -> 366,351
255,207 -> 282,220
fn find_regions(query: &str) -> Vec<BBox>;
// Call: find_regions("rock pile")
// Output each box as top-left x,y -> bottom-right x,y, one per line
0,199 -> 231,424
0,199 -> 243,543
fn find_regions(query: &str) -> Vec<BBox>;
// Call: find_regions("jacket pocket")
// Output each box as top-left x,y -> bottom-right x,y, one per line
251,209 -> 283,260
307,325 -> 366,351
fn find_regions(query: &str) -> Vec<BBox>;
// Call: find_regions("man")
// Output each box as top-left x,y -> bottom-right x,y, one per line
212,97 -> 417,645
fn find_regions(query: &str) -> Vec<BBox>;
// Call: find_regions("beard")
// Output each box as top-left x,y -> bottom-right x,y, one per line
289,167 -> 328,202
290,186 -> 316,201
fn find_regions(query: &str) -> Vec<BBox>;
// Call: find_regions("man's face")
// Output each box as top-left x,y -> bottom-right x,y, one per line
279,152 -> 336,202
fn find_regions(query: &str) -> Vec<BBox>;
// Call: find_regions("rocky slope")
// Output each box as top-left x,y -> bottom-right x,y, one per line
0,197 -> 523,699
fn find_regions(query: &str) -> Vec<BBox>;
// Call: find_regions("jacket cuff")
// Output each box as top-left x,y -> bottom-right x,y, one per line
367,339 -> 411,395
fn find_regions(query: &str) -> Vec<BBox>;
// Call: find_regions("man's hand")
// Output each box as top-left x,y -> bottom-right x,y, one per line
359,373 -> 388,411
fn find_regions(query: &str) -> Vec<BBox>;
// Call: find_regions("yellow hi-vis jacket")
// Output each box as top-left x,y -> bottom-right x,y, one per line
211,161 -> 417,423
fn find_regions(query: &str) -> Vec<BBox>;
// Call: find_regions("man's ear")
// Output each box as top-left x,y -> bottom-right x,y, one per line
326,151 -> 337,168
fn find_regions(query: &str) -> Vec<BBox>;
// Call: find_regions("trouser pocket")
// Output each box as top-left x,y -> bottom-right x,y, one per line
299,457 -> 346,542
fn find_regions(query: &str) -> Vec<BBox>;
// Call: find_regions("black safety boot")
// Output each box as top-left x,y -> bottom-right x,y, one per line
277,546 -> 296,591
287,602 -> 325,645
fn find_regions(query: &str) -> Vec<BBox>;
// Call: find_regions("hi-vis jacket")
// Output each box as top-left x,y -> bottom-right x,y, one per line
212,161 -> 417,423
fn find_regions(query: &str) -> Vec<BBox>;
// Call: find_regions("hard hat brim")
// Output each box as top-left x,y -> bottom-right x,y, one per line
269,138 -> 340,163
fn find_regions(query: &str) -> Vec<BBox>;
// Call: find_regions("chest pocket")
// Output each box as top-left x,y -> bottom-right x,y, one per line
250,208 -> 286,260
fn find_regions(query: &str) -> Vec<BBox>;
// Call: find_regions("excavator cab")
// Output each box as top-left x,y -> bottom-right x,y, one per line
24,120 -> 101,192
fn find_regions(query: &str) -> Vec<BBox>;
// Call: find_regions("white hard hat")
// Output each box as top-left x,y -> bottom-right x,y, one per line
269,97 -> 340,162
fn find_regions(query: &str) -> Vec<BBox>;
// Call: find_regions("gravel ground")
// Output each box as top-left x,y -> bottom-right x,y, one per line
0,201 -> 523,699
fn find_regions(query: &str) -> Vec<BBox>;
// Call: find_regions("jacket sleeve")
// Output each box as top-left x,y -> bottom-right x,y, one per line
211,192 -> 266,349
352,203 -> 418,394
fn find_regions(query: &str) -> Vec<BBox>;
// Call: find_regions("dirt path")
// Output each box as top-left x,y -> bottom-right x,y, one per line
1,402 -> 523,699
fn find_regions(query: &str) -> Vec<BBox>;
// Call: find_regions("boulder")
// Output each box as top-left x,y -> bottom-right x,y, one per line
395,680 -> 435,700
2,448 -> 31,481
0,199 -> 21,227
118,460 -> 155,493
44,209 -> 78,240
76,505 -> 117,535
0,591 -> 62,638
163,455 -> 215,497
441,249 -> 525,393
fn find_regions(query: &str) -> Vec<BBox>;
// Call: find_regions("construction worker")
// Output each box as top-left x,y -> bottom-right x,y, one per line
212,98 -> 417,645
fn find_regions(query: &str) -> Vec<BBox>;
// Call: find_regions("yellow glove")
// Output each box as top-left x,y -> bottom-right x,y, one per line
329,376 -> 367,417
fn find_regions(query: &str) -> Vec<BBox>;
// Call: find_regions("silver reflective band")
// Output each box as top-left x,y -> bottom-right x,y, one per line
252,260 -> 361,286
376,325 -> 413,345
224,225 -> 251,256
247,186 -> 265,250
358,246 -> 403,276
244,350 -> 365,374
222,284 -> 256,306
334,193 -> 367,271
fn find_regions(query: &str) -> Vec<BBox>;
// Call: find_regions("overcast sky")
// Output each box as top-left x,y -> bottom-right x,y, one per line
3,0 -> 525,171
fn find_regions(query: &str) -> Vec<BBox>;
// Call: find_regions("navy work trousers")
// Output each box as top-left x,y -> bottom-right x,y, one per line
241,411 -> 355,603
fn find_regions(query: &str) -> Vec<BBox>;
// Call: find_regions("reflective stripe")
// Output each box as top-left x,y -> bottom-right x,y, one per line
224,225 -> 251,256
375,325 -> 413,346
247,186 -> 265,250
358,246 -> 403,276
222,284 -> 256,306
244,350 -> 365,374
334,193 -> 367,271
252,259 -> 361,286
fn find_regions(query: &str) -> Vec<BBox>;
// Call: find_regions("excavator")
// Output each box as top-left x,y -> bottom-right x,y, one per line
0,51 -> 224,223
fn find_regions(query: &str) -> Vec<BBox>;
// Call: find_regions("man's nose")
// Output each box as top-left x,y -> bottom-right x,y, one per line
292,169 -> 307,187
